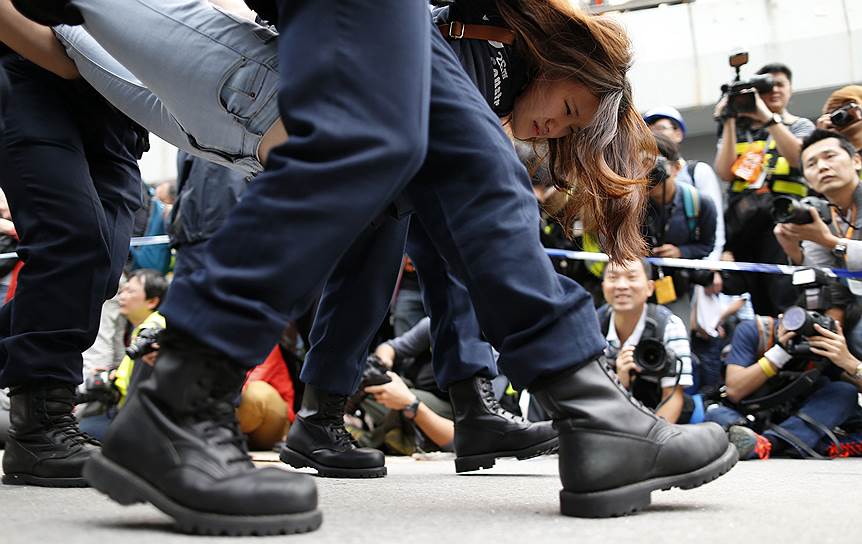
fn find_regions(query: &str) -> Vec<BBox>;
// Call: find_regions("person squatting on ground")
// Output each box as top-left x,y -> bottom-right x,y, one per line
10,0 -> 735,535
706,309 -> 862,460
597,258 -> 703,425
77,269 -> 168,441
0,4 -> 146,488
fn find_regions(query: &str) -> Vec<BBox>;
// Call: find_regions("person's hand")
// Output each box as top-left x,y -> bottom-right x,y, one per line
721,251 -> 735,262
373,343 -> 395,369
141,343 -> 159,367
705,271 -> 723,295
713,95 -> 730,120
777,317 -> 796,347
808,322 -> 861,373
816,112 -> 835,131
738,91 -> 773,124
364,372 -> 416,411
0,218 -> 15,237
615,346 -> 640,389
653,244 -> 681,259
774,208 -> 837,248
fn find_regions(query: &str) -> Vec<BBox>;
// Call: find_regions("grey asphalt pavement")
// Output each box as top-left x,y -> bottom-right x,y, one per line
2,451 -> 859,544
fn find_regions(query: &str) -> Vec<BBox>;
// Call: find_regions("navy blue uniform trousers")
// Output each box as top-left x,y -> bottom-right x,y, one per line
161,0 -> 605,391
0,55 -> 143,388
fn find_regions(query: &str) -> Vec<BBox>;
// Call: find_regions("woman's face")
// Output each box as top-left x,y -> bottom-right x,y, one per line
511,78 -> 600,140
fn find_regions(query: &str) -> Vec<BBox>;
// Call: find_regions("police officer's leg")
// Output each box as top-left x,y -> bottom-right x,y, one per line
0,59 -> 109,487
404,28 -> 734,517
85,0 -> 430,534
282,215 -> 408,478
406,221 -> 559,473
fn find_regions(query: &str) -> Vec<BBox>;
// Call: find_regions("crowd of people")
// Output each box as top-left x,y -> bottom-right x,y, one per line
0,0 -> 859,536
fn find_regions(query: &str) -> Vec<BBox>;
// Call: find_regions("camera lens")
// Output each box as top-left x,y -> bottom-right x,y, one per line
782,306 -> 808,333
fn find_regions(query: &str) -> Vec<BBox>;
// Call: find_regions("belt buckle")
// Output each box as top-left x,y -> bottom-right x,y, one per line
448,21 -> 465,39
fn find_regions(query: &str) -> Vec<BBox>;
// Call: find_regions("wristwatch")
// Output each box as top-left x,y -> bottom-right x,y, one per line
854,362 -> 862,380
402,398 -> 420,420
832,238 -> 849,259
765,112 -> 782,127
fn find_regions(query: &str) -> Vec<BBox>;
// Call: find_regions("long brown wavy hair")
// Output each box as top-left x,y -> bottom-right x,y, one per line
496,0 -> 656,262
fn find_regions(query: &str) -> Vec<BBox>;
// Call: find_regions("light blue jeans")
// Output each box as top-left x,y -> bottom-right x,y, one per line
53,0 -> 281,176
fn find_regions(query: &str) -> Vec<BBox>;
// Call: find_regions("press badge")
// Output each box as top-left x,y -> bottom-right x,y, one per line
654,275 -> 677,305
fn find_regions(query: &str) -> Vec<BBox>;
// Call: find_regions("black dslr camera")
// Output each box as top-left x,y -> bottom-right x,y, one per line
719,51 -> 774,119
124,326 -> 163,360
771,195 -> 832,225
633,338 -> 677,378
76,370 -> 120,406
779,269 -> 839,358
829,102 -> 860,129
345,354 -> 393,413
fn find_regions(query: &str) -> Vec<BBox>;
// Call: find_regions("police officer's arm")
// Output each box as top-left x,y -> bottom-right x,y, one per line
677,196 -> 717,259
0,0 -> 79,79
655,386 -> 684,424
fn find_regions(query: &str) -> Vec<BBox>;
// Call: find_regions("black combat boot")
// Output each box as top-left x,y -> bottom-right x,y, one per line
2,381 -> 99,487
83,331 -> 321,536
11,0 -> 83,26
449,376 -> 558,473
531,360 -> 737,518
281,385 -> 386,478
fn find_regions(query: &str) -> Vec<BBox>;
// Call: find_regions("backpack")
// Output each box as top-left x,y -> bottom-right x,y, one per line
676,168 -> 701,243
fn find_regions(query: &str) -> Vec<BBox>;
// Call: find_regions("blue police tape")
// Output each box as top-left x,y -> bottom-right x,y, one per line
1,235 -> 861,281
544,248 -> 862,281
0,235 -> 172,261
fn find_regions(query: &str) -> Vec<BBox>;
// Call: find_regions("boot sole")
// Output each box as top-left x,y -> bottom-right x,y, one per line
83,452 -> 323,536
455,436 -> 559,473
559,443 -> 739,518
2,473 -> 89,488
280,447 -> 387,479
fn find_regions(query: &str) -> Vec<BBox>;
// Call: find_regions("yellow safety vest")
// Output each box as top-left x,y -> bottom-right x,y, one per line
730,136 -> 808,197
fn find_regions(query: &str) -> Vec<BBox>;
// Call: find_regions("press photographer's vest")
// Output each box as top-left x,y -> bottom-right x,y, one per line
730,132 -> 808,197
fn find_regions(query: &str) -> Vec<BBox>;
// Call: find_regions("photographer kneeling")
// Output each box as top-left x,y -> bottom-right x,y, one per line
706,299 -> 862,460
599,258 -> 701,424
78,269 -> 167,440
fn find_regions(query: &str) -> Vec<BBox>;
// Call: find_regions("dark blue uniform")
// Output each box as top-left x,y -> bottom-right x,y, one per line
0,53 -> 144,388
161,0 -> 604,392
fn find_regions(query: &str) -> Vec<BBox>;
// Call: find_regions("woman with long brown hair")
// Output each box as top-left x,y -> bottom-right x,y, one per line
8,0 -> 734,523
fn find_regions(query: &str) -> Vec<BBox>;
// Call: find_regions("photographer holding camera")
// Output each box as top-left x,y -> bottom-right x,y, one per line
816,86 -> 862,155
644,133 -> 718,328
774,130 -> 862,270
78,269 -> 167,440
705,299 -> 862,460
716,61 -> 815,316
599,258 -> 699,424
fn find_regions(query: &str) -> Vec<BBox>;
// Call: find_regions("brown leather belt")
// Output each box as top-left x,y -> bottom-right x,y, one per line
437,21 -> 515,45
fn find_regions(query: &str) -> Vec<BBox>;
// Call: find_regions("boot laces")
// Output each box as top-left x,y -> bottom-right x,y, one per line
201,401 -> 252,465
50,412 -> 100,447
478,379 -> 527,424
320,395 -> 358,448
601,363 -> 652,414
